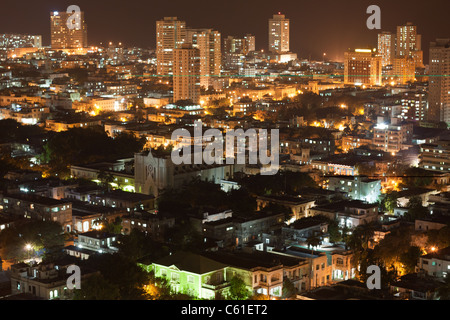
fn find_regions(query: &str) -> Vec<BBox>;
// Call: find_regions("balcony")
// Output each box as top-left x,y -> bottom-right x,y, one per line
202,281 -> 230,291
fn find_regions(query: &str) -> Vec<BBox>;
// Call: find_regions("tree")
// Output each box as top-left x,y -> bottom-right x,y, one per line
73,274 -> 121,300
97,170 -> 114,191
0,220 -> 65,261
381,191 -> 399,214
399,246 -> 422,274
306,234 -> 322,252
281,278 -> 297,299
228,276 -> 252,300
437,276 -> 450,300
82,253 -> 150,300
404,196 -> 429,222
327,219 -> 342,243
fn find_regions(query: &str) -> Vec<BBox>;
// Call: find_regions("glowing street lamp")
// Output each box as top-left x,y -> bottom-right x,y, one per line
25,243 -> 33,260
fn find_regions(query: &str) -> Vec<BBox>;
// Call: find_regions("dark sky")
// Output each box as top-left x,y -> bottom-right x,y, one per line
0,0 -> 449,62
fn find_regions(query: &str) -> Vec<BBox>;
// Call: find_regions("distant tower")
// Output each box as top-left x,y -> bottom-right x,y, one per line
396,22 -> 424,68
428,39 -> 450,124
185,28 -> 221,89
268,13 -> 289,54
173,43 -> 201,104
377,31 -> 395,67
50,11 -> 87,49
156,17 -> 186,76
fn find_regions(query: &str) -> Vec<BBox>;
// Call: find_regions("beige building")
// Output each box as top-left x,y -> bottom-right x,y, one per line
50,11 -> 87,49
396,22 -> 424,69
186,28 -> 221,89
344,49 -> 382,86
378,31 -> 395,67
428,39 -> 450,124
156,17 -> 186,76
269,13 -> 289,54
173,43 -> 200,104
393,56 -> 416,84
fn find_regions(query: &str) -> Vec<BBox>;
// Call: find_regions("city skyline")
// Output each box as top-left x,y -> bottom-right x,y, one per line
0,0 -> 449,62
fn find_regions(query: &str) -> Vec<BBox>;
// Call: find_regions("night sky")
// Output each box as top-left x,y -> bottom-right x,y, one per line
0,0 -> 449,62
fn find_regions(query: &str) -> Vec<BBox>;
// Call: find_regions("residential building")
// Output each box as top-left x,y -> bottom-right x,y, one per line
377,31 -> 395,67
396,22 -> 424,69
344,49 -> 382,86
326,176 -> 382,203
417,246 -> 450,279
372,118 -> 413,155
50,11 -> 88,49
10,260 -> 97,300
419,140 -> 450,172
428,39 -> 450,124
173,43 -> 201,104
185,29 -> 221,89
156,17 -> 186,76
0,193 -> 72,232
139,251 -> 230,299
268,13 -> 289,54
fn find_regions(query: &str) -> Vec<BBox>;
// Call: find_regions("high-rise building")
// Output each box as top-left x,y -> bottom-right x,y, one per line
244,34 -> 256,52
269,13 -> 289,54
186,29 -> 221,89
223,35 -> 254,70
50,11 -> 87,49
396,22 -> 424,68
173,43 -> 200,104
428,39 -> 450,124
156,17 -> 186,76
344,49 -> 382,86
377,31 -> 395,67
393,56 -> 416,84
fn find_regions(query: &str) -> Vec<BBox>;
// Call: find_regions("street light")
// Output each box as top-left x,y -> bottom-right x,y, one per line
25,244 -> 32,261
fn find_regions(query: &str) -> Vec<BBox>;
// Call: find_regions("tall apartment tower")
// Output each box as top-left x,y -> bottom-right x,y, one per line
244,34 -> 256,52
269,13 -> 289,54
173,44 -> 200,104
396,22 -> 424,68
344,49 -> 382,86
378,31 -> 395,67
186,28 -> 221,89
50,11 -> 87,49
156,17 -> 186,76
428,39 -> 450,124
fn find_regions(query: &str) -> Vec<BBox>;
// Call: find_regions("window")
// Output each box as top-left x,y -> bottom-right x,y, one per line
187,275 -> 194,283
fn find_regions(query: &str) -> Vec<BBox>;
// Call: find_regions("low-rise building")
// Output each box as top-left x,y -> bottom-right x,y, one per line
0,193 -> 72,232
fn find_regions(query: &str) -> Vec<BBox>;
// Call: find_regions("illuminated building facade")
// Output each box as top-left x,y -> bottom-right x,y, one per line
428,39 -> 450,124
156,17 -> 186,76
173,43 -> 201,104
269,13 -> 289,54
344,49 -> 382,86
186,28 -> 221,89
377,31 -> 395,67
50,11 -> 87,49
